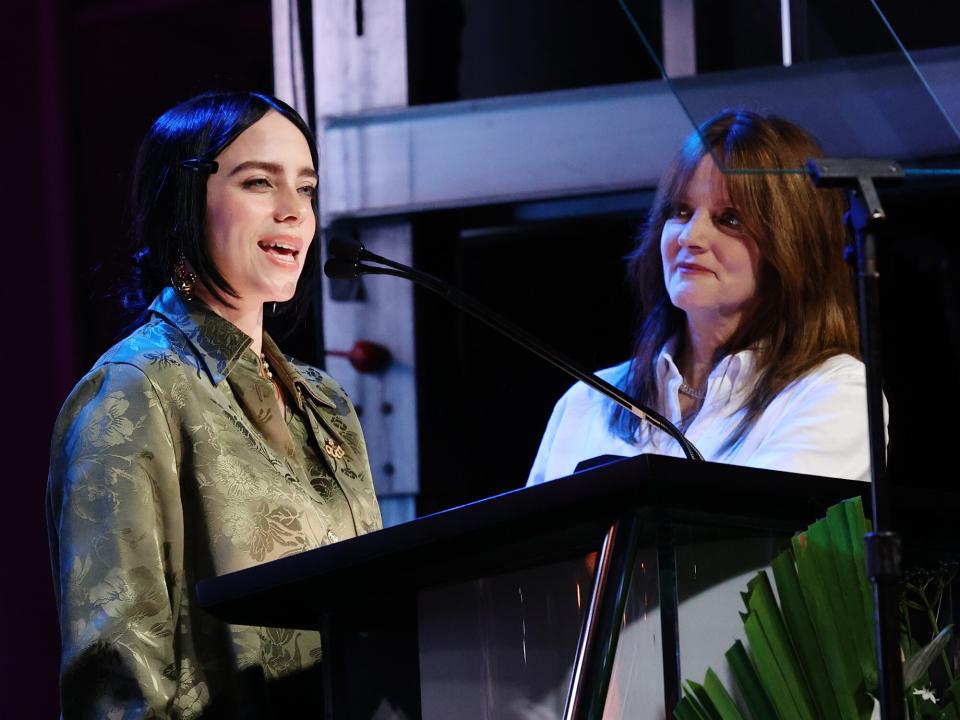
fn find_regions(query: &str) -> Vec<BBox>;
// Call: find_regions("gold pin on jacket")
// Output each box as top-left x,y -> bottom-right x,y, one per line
324,438 -> 346,460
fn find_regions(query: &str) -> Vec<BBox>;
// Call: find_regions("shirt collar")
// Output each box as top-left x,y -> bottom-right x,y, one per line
147,287 -> 334,408
261,332 -> 334,409
656,335 -> 759,396
149,287 -> 250,385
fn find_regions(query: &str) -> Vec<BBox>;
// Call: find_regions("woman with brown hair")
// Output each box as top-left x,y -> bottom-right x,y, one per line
529,110 -> 874,485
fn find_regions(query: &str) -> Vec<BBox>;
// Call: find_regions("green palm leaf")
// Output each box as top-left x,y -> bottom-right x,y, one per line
674,498 -> 881,720
770,551 -> 840,718
703,668 -> 748,720
741,573 -> 817,719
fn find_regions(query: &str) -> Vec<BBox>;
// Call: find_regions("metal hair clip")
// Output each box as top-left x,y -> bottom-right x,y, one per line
180,158 -> 219,174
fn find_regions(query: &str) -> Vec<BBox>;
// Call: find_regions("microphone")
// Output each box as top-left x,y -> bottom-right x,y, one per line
327,235 -> 366,265
324,239 -> 703,462
324,258 -> 363,280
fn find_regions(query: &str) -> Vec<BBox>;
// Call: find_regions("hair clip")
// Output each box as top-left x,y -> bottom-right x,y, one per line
180,158 -> 219,174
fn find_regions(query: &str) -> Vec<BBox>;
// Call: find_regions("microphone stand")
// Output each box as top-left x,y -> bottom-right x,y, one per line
807,157 -> 905,720
325,241 -> 703,462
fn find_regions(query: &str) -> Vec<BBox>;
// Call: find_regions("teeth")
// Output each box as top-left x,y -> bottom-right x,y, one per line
259,241 -> 298,254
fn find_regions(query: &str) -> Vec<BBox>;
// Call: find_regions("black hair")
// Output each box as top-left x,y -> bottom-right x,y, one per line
122,90 -> 319,320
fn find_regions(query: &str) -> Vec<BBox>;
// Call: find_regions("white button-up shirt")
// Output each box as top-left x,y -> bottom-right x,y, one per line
528,345 -> 878,486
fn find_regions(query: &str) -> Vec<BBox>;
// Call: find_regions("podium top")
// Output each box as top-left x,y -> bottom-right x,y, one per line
197,455 -> 955,629
197,455 -> 856,627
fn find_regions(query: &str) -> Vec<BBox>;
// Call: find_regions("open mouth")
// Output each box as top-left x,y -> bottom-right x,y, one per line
258,240 -> 300,265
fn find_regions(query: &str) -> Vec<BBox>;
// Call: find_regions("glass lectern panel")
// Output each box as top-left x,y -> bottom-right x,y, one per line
418,555 -> 598,720
414,521 -> 795,720
616,0 -> 960,174
603,522 -> 792,720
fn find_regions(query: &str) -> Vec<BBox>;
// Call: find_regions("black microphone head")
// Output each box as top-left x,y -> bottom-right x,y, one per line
327,236 -> 365,263
324,258 -> 361,280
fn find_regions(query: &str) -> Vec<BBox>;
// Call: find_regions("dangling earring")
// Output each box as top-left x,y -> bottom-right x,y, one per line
172,253 -> 197,299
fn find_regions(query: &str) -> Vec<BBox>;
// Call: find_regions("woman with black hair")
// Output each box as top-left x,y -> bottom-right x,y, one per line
529,110 -> 877,486
48,92 -> 381,718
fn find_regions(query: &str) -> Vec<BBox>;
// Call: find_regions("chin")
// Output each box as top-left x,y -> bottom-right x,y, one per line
266,294 -> 297,307
264,282 -> 300,304
668,289 -> 706,313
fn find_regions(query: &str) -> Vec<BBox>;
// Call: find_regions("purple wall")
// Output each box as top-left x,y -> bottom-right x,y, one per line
2,3 -> 73,716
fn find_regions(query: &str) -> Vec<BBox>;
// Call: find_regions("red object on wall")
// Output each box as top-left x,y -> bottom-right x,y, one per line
327,340 -> 393,374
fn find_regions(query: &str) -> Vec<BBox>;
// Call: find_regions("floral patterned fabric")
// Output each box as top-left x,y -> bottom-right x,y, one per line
47,287 -> 382,719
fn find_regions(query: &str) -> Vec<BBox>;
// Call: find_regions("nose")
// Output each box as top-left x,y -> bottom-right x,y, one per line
274,184 -> 305,224
677,209 -> 709,251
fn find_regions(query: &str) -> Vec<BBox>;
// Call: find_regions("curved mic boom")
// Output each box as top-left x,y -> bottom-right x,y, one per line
324,238 -> 703,462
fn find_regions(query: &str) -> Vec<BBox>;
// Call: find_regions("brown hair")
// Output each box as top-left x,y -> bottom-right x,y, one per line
610,110 -> 860,449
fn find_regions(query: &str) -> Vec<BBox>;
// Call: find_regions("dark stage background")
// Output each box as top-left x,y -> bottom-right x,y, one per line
3,1 -> 274,715
3,1 -> 958,716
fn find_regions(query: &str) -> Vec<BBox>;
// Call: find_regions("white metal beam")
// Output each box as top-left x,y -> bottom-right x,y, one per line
320,47 -> 960,223
311,0 -> 417,527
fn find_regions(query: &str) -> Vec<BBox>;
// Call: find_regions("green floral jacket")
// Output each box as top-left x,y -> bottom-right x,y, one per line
47,288 -> 382,719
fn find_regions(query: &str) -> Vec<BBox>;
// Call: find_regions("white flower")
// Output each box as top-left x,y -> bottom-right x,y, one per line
912,686 -> 938,703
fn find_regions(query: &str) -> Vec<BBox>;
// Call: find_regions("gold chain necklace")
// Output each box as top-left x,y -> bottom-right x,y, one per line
259,353 -> 284,404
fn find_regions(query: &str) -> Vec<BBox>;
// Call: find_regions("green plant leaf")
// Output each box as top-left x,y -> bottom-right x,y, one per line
725,640 -> 778,720
743,609 -> 804,720
673,697 -> 707,720
703,668 -> 747,720
810,517 -> 862,682
904,625 -> 954,689
687,680 -> 724,720
793,527 -> 867,719
675,695 -> 711,720
943,675 -> 960,718
771,550 -> 841,718
844,498 -> 877,671
743,572 -> 817,719
827,502 -> 876,689
675,499 -> 887,720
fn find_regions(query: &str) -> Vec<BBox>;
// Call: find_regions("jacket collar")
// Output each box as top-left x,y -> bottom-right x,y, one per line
148,287 -> 334,409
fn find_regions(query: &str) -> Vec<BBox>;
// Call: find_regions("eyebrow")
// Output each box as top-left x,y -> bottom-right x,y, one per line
227,160 -> 318,181
676,192 -> 735,207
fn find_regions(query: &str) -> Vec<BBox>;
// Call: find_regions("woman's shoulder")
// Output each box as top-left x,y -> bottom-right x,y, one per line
93,317 -> 199,379
51,351 -> 172,470
815,352 -> 864,372
66,324 -> 172,401
55,320 -> 196,426
768,352 -> 868,411
795,352 -> 866,388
